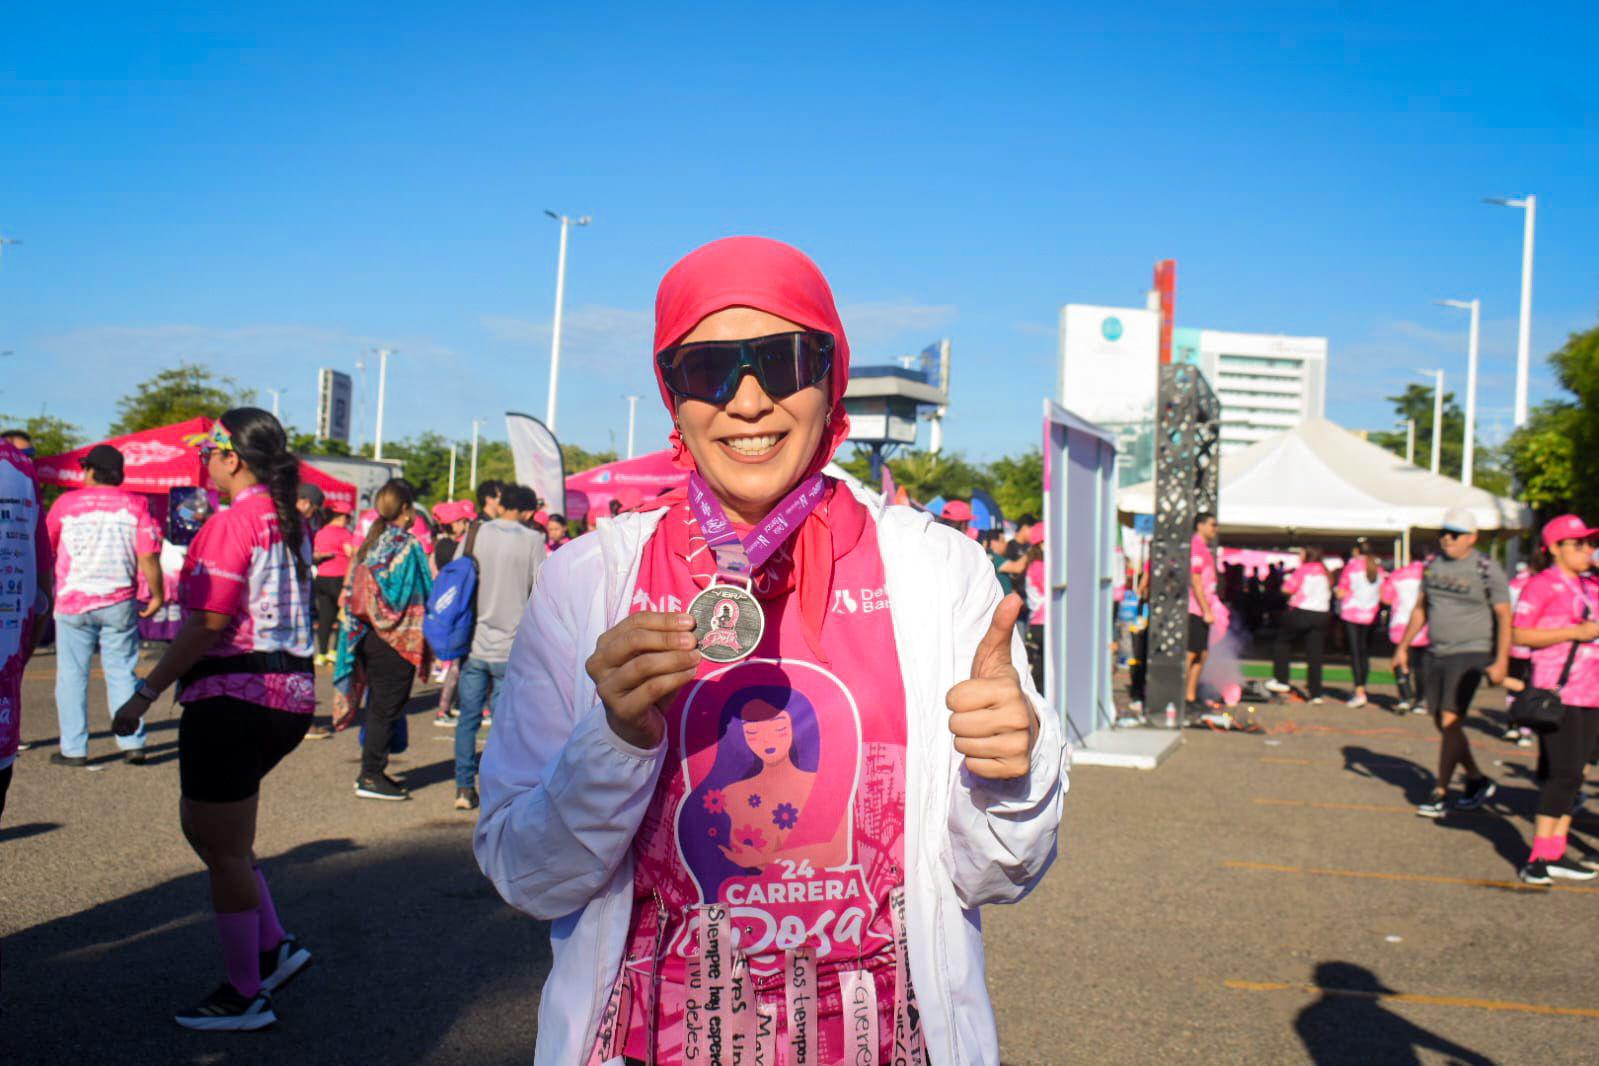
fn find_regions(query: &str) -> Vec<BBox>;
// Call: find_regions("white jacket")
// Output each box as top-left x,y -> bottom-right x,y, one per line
475,482 -> 1068,1065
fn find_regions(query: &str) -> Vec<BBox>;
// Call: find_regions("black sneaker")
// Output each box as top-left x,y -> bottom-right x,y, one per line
454,787 -> 479,811
173,983 -> 277,1031
1453,776 -> 1497,811
260,934 -> 312,994
123,749 -> 148,765
50,753 -> 87,768
354,774 -> 410,801
1416,790 -> 1448,818
1547,856 -> 1599,882
1519,860 -> 1552,886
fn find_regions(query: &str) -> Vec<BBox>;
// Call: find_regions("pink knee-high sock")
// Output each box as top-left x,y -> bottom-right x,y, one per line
1553,834 -> 1569,859
253,867 -> 285,951
215,910 -> 262,997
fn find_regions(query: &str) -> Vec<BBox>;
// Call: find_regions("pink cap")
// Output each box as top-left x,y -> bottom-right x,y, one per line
1542,514 -> 1599,550
940,499 -> 974,522
458,501 -> 478,521
431,501 -> 456,523
1027,522 -> 1046,546
534,509 -> 549,525
328,499 -> 353,516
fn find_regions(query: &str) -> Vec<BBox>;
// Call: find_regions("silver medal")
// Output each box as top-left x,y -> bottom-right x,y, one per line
688,583 -> 765,663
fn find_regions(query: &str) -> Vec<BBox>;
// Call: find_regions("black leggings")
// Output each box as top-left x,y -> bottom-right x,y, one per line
314,576 -> 344,656
1344,620 -> 1374,689
356,632 -> 417,778
1274,608 -> 1328,697
1536,704 -> 1599,818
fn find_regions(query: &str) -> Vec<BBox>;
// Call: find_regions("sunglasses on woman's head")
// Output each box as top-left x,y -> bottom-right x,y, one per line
656,330 -> 833,405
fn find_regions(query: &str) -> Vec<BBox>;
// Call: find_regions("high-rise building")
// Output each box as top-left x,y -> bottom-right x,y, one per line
1173,328 -> 1327,453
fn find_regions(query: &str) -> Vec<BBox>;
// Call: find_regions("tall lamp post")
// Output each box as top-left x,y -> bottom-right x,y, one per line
625,394 -> 640,459
469,418 -> 484,489
543,210 -> 591,435
448,443 -> 458,498
268,387 -> 288,421
1436,299 -> 1480,486
1485,195 -> 1536,427
371,348 -> 394,461
1416,369 -> 1445,475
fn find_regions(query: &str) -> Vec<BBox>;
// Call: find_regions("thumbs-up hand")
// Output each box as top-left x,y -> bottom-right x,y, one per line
946,593 -> 1037,781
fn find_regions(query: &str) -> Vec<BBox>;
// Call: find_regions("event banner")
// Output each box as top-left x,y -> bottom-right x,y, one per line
505,411 -> 565,517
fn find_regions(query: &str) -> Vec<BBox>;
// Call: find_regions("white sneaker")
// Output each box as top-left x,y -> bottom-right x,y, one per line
1264,680 -> 1291,694
1347,694 -> 1368,709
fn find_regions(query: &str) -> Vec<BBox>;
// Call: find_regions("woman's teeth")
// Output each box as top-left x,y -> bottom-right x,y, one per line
724,434 -> 781,456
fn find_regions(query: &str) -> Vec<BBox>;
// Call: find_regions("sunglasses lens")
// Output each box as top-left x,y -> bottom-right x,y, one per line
749,332 -> 831,398
663,344 -> 743,403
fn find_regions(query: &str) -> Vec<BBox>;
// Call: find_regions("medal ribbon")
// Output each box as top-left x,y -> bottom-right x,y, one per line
783,947 -> 818,1066
687,473 -> 828,585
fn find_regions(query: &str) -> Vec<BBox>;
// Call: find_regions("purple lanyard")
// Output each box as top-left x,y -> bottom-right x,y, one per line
686,473 -> 827,585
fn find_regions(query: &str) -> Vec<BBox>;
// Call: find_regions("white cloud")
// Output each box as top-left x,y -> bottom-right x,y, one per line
40,322 -> 458,372
837,301 -> 957,347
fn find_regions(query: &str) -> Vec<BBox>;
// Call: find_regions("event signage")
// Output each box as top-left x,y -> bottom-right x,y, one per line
317,369 -> 353,443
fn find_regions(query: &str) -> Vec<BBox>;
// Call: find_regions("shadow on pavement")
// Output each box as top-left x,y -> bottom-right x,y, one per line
0,831 -> 552,1065
1295,962 -> 1496,1065
0,820 -> 61,843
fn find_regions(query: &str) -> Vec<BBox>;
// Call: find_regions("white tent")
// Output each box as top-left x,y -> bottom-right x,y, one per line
1117,417 -> 1529,536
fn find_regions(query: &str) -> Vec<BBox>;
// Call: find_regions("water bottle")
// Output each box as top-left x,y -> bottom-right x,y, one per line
1164,702 -> 1178,730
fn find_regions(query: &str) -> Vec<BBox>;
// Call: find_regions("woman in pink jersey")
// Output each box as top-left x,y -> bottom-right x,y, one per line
1510,514 -> 1599,885
475,237 -> 1064,1066
112,409 -> 315,1031
1334,539 -> 1386,709
1268,546 -> 1332,702
1382,558 -> 1430,713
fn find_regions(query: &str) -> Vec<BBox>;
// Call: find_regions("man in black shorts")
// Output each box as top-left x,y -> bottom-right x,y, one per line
1395,507 -> 1511,817
1187,512 -> 1219,711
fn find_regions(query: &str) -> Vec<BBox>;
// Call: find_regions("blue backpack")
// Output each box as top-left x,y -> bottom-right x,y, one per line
424,522 -> 480,661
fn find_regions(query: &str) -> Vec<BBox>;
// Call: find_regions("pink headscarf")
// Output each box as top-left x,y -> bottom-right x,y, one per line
649,236 -> 864,660
653,236 -> 852,473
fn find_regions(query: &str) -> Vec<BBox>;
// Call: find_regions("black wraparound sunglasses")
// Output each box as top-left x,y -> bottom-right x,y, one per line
656,330 -> 834,405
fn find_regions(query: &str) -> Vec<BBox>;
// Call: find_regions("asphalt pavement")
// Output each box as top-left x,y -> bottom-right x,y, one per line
2,651 -> 1596,1064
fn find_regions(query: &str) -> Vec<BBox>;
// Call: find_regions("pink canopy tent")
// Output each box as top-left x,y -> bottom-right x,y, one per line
565,449 -> 688,521
36,416 -> 358,509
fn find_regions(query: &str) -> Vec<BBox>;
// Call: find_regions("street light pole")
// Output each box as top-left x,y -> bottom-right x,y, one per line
268,387 -> 288,421
1405,419 -> 1416,465
448,443 -> 457,499
469,418 -> 484,489
625,394 -> 639,459
1485,195 -> 1536,427
1416,369 -> 1444,475
372,348 -> 394,460
1437,299 -> 1481,486
543,210 -> 592,435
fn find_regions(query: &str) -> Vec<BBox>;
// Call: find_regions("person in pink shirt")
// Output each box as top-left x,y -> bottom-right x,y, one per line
0,436 -> 53,822
1024,522 -> 1047,694
1510,514 -> 1599,885
112,409 -> 316,1030
1187,512 -> 1219,709
1268,546 -> 1331,702
311,500 -> 356,667
1334,539 -> 1387,708
1502,563 -> 1536,744
46,443 -> 165,764
1382,558 -> 1430,712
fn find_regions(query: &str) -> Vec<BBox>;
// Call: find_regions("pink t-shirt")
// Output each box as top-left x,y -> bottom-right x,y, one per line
0,443 -> 49,769
1337,564 -> 1386,625
610,499 -> 908,1064
45,485 -> 161,616
1508,570 -> 1533,660
1188,534 -> 1216,616
1512,569 -> 1599,708
1285,561 -> 1331,612
1026,558 -> 1047,628
313,523 -> 357,579
1383,561 -> 1430,647
177,486 -> 316,714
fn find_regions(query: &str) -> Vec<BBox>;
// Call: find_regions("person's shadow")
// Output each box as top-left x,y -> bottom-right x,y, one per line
1342,746 -> 1433,803
1295,962 -> 1496,1065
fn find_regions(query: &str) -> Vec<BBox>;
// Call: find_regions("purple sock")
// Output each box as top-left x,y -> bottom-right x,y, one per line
216,910 -> 262,997
254,867 -> 286,951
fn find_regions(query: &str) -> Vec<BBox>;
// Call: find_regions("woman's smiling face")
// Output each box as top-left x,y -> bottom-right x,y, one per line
673,306 -> 831,525
740,703 -> 794,767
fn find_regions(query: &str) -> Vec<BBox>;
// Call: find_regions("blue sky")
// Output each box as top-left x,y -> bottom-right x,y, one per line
3,2 -> 1596,461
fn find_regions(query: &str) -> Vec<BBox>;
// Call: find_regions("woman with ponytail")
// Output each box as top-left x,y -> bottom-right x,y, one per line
332,477 -> 433,802
1334,538 -> 1386,708
475,238 -> 1064,1065
112,408 -> 316,1031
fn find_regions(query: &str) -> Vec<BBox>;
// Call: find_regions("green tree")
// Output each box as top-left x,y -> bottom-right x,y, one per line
986,449 -> 1043,520
1369,384 -> 1467,478
1505,323 -> 1599,520
111,363 -> 256,435
0,412 -> 84,457
289,427 -> 351,457
562,443 -> 619,475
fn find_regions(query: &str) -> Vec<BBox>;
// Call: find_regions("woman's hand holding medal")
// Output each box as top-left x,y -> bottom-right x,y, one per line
946,594 -> 1037,781
587,611 -> 703,750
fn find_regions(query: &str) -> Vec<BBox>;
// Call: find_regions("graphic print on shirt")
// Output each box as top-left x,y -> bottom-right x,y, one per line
667,657 -> 891,978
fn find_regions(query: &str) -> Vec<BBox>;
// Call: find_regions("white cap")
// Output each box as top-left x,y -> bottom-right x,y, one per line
1441,507 -> 1478,535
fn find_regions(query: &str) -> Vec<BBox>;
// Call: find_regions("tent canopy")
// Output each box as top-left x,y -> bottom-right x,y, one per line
36,416 -> 358,508
565,449 -> 688,519
1117,417 -> 1530,537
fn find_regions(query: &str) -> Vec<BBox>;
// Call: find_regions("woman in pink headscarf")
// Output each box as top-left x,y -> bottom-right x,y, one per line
475,237 -> 1065,1066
